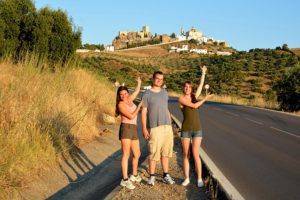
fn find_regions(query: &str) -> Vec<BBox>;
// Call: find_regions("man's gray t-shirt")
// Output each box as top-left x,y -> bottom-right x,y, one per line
142,89 -> 171,129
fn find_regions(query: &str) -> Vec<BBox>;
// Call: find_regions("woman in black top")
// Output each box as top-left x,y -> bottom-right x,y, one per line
178,66 -> 212,187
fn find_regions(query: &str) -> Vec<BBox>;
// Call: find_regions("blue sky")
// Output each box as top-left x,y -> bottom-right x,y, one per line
35,0 -> 300,50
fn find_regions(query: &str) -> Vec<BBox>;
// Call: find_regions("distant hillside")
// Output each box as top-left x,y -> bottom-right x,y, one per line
160,40 -> 235,53
80,45 -> 299,111
291,48 -> 300,56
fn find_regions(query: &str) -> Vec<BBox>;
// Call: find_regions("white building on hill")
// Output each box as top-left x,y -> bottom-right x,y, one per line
186,27 -> 203,40
176,45 -> 189,52
105,45 -> 115,52
76,49 -> 90,53
216,51 -> 232,56
190,48 -> 207,54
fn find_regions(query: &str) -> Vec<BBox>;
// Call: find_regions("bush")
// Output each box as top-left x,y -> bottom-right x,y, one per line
0,0 -> 81,62
273,66 -> 300,111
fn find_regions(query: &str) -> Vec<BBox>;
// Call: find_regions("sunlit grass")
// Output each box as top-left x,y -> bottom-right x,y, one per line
0,56 -> 115,198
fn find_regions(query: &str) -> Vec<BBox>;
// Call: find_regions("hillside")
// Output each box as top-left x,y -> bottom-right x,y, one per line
291,48 -> 300,56
79,45 -> 299,111
0,59 -> 116,198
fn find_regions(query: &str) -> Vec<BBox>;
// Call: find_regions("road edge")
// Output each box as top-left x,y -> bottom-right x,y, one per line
170,114 -> 245,200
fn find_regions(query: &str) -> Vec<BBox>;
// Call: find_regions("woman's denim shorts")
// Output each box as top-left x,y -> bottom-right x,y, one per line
181,130 -> 203,138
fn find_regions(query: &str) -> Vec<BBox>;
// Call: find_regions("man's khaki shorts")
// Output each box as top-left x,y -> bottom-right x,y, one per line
148,125 -> 173,161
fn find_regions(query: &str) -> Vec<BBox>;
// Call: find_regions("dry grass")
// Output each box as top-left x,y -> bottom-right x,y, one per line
291,48 -> 300,56
169,91 -> 279,110
0,57 -> 115,198
208,94 -> 279,110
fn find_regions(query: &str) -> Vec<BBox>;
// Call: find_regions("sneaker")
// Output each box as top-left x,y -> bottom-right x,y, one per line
120,179 -> 135,190
163,174 -> 175,185
197,179 -> 204,187
130,174 -> 142,183
181,178 -> 190,186
147,176 -> 155,186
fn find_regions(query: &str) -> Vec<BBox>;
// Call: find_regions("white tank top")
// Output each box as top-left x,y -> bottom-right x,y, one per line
121,102 -> 137,125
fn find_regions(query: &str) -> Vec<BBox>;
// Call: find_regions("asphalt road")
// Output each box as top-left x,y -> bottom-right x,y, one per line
169,98 -> 300,200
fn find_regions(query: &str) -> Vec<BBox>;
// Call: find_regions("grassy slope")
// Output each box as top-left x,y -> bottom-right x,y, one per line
291,48 -> 300,56
0,59 -> 115,198
79,45 -> 298,110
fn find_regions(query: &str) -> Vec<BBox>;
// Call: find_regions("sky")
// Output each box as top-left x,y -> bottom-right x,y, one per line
35,0 -> 300,51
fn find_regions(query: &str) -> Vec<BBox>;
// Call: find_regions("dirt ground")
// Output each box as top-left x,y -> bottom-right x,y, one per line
112,136 -> 208,200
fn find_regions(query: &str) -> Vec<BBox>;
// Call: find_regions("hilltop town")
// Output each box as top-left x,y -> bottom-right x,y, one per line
76,25 -> 233,56
108,26 -> 230,53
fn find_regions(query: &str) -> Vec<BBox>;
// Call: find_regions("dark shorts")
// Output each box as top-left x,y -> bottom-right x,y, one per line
181,130 -> 203,139
119,123 -> 138,140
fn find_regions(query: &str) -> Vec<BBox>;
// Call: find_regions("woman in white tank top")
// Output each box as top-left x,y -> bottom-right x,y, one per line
115,77 -> 143,190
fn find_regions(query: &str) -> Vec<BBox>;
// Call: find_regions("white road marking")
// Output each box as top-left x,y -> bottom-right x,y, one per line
170,114 -> 245,200
270,126 -> 300,139
245,118 -> 263,125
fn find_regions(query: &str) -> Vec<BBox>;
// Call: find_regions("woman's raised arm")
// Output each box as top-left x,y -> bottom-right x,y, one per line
195,65 -> 207,99
129,77 -> 141,101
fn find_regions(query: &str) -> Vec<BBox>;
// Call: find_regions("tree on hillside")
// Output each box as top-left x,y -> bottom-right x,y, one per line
0,0 -> 36,56
273,66 -> 300,112
82,43 -> 104,50
170,33 -> 176,38
0,0 -> 81,62
0,18 -> 5,57
282,44 -> 289,51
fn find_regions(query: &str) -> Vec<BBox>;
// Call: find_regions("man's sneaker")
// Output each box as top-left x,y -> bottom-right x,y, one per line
163,174 -> 175,185
120,179 -> 135,189
129,174 -> 142,183
147,176 -> 155,186
181,178 -> 190,186
197,179 -> 204,187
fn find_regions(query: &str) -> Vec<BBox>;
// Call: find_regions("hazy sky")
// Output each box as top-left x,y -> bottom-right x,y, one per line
35,0 -> 300,50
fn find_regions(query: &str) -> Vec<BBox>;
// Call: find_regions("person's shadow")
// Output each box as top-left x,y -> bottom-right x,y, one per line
38,112 -> 96,183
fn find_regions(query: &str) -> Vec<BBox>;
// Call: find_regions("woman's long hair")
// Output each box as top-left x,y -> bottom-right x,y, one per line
115,86 -> 129,117
183,81 -> 198,103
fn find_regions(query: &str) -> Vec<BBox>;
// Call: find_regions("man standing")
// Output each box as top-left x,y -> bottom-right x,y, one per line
141,71 -> 175,186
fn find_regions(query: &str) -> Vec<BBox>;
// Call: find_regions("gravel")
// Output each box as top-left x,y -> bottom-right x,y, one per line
112,135 -> 208,200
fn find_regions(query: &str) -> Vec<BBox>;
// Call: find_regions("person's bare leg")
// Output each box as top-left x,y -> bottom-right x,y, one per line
192,137 -> 202,180
161,156 -> 169,173
181,138 -> 191,179
131,140 -> 141,176
149,159 -> 156,174
121,139 -> 131,179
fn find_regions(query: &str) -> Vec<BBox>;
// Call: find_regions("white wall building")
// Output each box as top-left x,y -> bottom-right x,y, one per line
176,45 -> 189,52
105,45 -> 115,52
176,35 -> 186,41
186,27 -> 203,41
190,49 -> 207,54
76,49 -> 90,53
216,51 -> 232,56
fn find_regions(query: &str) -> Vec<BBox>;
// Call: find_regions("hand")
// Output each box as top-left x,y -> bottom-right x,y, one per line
142,127 -> 150,140
137,77 -> 141,85
201,65 -> 207,74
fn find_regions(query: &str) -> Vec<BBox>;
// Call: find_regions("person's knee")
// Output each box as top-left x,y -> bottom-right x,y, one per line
122,152 -> 130,159
133,151 -> 141,159
183,151 -> 190,159
192,152 -> 200,161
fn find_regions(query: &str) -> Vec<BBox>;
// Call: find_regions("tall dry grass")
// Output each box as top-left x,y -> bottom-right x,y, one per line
208,94 -> 279,110
0,57 -> 115,198
169,91 -> 279,110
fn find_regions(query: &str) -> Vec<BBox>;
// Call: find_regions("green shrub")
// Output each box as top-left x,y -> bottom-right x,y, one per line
273,66 -> 300,111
